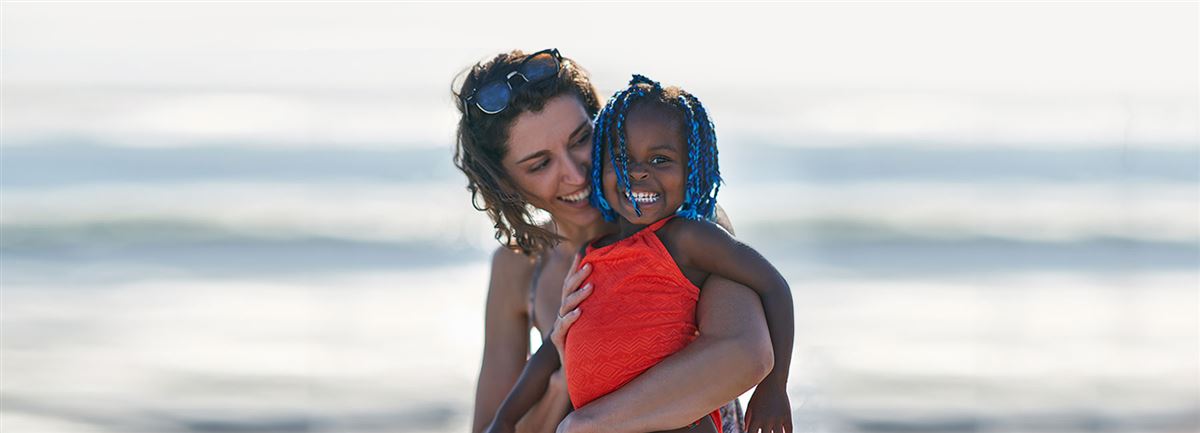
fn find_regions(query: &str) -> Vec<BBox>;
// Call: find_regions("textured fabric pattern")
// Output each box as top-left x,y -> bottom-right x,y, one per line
719,398 -> 745,433
564,216 -> 721,431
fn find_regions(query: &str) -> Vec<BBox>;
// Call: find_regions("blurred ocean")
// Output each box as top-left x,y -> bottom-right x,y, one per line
3,3 -> 1198,433
4,129 -> 1197,432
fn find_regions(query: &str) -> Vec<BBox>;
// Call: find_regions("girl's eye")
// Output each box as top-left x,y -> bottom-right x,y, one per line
650,156 -> 670,165
530,159 -> 550,172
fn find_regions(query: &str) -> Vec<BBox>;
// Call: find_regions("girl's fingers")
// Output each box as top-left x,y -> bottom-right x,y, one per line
559,283 -> 592,317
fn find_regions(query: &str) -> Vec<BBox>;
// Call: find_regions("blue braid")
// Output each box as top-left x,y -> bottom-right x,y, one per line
589,96 -> 619,220
685,92 -> 721,220
676,94 -> 701,220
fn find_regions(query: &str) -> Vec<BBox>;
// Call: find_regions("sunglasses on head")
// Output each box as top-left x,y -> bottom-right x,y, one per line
463,48 -> 562,116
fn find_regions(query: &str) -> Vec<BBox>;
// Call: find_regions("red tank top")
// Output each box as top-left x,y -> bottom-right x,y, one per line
564,216 -> 721,432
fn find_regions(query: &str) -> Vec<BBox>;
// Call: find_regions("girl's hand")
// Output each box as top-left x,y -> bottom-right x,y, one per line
744,382 -> 792,433
550,253 -> 592,377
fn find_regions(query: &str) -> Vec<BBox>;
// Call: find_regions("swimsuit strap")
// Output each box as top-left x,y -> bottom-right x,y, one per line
527,251 -> 547,333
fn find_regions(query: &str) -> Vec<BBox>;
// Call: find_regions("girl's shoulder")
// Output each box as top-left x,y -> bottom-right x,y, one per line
661,215 -> 732,240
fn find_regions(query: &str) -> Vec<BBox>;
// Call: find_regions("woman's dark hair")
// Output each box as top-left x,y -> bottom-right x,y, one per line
452,49 -> 602,255
590,74 -> 721,222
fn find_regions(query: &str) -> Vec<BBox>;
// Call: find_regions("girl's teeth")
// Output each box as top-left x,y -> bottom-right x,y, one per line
629,192 -> 660,203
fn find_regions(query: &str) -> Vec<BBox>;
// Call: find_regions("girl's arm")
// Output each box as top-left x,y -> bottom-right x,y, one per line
675,219 -> 794,403
471,247 -> 536,433
555,274 -> 774,433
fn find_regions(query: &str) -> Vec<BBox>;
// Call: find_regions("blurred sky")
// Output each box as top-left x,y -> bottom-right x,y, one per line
3,2 -> 1197,149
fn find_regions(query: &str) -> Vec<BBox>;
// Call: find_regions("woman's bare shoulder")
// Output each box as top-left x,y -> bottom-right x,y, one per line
485,246 -> 538,308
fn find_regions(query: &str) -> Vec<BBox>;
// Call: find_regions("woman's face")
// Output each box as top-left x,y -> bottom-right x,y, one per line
501,93 -> 600,229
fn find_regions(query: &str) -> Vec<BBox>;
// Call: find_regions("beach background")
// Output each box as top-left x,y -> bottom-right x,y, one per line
1,3 -> 1197,433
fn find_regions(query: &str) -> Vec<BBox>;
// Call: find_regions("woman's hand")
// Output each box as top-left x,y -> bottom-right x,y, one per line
549,253 -> 593,382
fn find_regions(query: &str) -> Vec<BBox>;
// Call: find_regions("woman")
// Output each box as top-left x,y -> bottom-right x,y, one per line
454,49 -> 774,433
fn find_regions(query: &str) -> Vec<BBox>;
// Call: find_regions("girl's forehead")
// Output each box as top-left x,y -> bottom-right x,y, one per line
625,106 -> 686,146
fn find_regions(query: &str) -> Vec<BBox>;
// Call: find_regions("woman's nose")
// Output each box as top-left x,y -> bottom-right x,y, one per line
562,156 -> 587,186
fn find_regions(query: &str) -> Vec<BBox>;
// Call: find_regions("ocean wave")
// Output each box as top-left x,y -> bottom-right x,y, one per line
2,180 -> 1195,247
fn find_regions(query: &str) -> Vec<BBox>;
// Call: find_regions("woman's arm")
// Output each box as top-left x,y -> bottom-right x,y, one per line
472,247 -> 536,433
557,275 -> 774,433
489,338 -> 563,432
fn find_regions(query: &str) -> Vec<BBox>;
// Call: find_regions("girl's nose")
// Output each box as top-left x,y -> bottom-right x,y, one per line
629,163 -> 650,180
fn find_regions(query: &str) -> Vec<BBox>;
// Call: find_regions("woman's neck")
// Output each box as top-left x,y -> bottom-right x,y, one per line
552,218 -> 613,253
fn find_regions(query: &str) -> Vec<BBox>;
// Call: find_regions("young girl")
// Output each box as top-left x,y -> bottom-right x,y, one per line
487,75 -> 794,433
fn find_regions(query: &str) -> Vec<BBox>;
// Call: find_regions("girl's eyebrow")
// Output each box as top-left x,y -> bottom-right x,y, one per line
648,143 -> 680,153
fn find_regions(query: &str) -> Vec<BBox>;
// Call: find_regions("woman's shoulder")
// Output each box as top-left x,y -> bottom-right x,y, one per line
490,245 -> 537,279
485,245 -> 538,306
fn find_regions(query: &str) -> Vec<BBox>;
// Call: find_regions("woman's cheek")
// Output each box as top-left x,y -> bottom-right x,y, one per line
570,143 -> 593,167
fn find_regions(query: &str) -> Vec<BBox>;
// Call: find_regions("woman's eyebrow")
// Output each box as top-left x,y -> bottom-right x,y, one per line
516,150 -> 549,164
568,119 -> 591,141
516,120 -> 591,164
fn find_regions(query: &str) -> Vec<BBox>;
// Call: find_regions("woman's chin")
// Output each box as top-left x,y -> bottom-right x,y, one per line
554,203 -> 602,226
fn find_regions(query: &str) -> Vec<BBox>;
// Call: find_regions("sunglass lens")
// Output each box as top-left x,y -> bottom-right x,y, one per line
522,52 -> 559,82
475,81 -> 511,114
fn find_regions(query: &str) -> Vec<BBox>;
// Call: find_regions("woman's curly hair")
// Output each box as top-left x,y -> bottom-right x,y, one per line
452,50 -> 602,255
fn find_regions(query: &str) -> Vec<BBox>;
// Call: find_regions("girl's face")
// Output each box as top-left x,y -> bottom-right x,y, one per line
601,106 -> 687,226
501,94 -> 600,229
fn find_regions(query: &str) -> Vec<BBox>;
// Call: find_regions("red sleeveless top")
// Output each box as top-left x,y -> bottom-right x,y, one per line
564,216 -> 721,431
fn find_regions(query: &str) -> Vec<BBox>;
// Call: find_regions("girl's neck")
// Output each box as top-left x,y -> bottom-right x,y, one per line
615,218 -> 650,240
602,214 -> 671,246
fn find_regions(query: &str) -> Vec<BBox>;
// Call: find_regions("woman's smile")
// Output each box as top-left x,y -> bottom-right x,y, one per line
557,188 -> 591,206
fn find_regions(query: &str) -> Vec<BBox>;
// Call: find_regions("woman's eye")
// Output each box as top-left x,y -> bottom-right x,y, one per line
530,159 -> 550,172
571,132 -> 593,148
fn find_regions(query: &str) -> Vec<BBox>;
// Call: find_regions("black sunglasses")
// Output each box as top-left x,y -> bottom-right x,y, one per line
463,48 -> 562,116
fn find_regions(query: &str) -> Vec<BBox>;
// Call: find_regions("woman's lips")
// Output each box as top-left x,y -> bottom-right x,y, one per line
557,188 -> 590,204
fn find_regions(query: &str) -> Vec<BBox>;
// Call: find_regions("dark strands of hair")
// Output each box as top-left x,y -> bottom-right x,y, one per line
589,74 -> 722,222
451,50 -> 602,255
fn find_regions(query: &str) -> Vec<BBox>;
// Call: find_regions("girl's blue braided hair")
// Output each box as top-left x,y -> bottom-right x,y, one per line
589,74 -> 722,222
